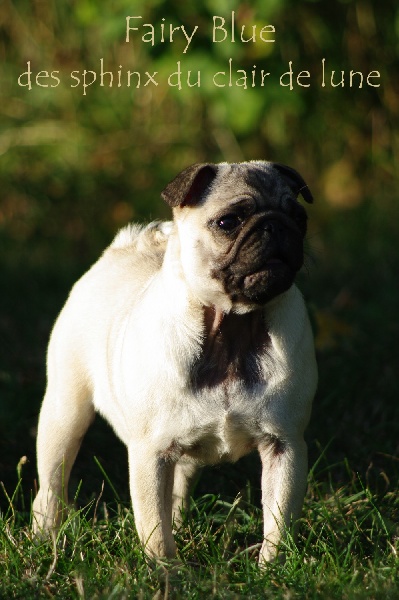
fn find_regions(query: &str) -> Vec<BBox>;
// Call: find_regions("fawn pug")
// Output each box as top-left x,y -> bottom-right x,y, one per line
32,161 -> 317,564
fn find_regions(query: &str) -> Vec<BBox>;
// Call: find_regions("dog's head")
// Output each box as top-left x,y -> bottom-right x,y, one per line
161,161 -> 313,313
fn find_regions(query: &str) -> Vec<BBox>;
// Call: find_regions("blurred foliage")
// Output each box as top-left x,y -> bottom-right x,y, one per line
1,0 -> 398,265
1,1 -> 399,506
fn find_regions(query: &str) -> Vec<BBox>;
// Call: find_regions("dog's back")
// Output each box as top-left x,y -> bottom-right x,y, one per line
53,220 -> 171,330
44,221 -> 172,409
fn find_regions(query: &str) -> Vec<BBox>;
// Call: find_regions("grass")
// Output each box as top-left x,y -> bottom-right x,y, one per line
1,460 -> 399,599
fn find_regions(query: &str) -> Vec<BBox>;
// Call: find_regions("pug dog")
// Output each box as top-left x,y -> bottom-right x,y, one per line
32,161 -> 317,565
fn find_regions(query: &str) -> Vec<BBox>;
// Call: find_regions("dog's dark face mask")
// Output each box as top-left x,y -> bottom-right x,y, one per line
209,164 -> 311,305
162,161 -> 313,310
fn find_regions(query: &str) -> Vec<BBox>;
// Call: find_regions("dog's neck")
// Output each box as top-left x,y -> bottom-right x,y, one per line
190,305 -> 270,391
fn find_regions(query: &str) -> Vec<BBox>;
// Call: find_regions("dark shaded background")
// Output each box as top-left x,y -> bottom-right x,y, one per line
1,0 -> 399,516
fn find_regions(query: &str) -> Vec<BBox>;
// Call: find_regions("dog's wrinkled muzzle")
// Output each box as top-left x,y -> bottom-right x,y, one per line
213,212 -> 304,305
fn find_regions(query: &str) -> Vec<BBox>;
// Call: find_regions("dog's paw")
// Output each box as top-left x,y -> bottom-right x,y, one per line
258,538 -> 285,567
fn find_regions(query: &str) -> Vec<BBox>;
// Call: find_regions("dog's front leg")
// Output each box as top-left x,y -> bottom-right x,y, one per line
257,435 -> 308,564
128,443 -> 177,560
171,457 -> 200,528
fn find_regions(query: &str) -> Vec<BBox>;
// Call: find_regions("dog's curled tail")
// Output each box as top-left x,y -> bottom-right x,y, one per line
110,223 -> 145,249
110,221 -> 173,251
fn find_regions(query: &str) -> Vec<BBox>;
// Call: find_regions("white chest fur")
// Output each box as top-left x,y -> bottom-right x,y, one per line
86,264 -> 316,468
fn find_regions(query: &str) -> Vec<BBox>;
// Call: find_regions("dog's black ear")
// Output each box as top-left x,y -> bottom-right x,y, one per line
272,163 -> 314,204
161,163 -> 218,207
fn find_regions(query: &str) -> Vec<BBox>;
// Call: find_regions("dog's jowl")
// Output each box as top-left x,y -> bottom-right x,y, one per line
32,161 -> 318,564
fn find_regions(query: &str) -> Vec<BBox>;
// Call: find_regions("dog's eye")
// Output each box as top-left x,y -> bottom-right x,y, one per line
217,214 -> 242,231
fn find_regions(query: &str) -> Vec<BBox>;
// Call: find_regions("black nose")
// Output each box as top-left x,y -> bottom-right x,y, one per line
263,220 -> 284,235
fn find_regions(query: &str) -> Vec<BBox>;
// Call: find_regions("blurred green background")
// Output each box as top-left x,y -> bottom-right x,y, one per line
1,0 -> 399,513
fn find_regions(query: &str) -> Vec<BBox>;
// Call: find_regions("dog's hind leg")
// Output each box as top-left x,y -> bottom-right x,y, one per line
32,378 -> 95,536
